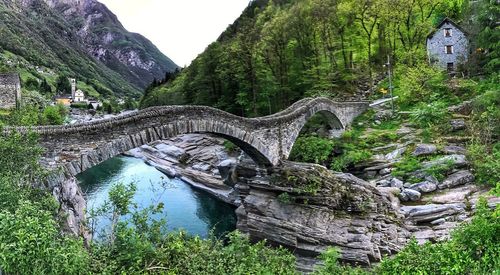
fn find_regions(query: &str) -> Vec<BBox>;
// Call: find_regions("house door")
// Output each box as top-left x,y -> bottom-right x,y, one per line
447,62 -> 454,72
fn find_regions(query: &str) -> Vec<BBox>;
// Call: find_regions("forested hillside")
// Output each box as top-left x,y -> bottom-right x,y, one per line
141,0 -> 474,116
0,0 -> 177,98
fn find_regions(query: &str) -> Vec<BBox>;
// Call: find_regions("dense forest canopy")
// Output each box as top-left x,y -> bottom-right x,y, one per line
140,0 -> 480,116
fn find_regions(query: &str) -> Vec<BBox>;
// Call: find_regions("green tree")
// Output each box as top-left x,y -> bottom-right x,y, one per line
55,75 -> 71,94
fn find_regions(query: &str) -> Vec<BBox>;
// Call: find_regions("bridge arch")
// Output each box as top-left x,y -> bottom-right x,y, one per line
6,97 -> 369,178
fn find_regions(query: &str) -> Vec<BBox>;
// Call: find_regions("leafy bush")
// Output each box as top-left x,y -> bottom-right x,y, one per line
289,136 -> 336,166
391,156 -> 422,180
42,104 -> 67,125
396,63 -> 447,106
0,201 -> 90,274
468,142 -> 500,187
410,101 -> 450,128
313,248 -> 366,275
331,148 -> 372,172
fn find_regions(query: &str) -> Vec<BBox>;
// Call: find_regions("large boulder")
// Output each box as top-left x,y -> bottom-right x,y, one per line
441,145 -> 466,155
438,170 -> 475,189
390,178 -> 404,189
155,144 -> 187,159
218,159 -> 237,186
401,203 -> 466,224
412,144 -> 437,157
399,189 -> 421,202
448,100 -> 472,115
422,154 -> 468,170
449,119 -> 466,131
408,181 -> 437,193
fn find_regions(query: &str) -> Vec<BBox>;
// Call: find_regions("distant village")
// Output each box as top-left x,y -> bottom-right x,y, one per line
54,78 -> 103,110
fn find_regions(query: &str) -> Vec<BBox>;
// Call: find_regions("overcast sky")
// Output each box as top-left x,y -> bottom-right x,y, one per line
99,0 -> 250,67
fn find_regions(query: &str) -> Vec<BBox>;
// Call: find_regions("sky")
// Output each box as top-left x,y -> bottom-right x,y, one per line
99,0 -> 250,67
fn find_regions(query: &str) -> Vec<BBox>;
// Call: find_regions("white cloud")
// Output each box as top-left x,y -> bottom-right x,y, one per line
99,0 -> 250,67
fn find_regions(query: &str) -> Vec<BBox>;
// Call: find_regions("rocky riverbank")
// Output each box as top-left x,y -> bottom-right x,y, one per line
118,131 -> 497,271
123,134 -> 241,205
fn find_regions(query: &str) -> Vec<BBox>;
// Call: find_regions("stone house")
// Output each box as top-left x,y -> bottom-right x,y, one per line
0,73 -> 22,109
73,89 -> 86,103
55,95 -> 72,106
427,18 -> 469,71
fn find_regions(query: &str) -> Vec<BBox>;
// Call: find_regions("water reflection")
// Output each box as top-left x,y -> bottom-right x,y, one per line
77,156 -> 236,238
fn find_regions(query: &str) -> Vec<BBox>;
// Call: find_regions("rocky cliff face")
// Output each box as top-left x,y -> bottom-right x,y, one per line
233,161 -> 410,269
1,0 -> 177,96
40,0 -> 178,88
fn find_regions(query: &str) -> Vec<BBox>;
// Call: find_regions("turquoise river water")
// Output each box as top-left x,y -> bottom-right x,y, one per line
77,156 -> 237,238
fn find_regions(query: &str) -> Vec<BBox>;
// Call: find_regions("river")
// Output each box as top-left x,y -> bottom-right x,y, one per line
77,156 -> 237,239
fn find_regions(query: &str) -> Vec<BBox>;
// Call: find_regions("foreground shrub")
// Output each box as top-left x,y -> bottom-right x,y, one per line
468,142 -> 500,187
289,136 -> 336,166
0,201 -> 90,274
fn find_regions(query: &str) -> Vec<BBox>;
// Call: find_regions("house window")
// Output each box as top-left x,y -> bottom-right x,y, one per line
445,45 -> 453,54
444,28 -> 452,37
447,62 -> 454,71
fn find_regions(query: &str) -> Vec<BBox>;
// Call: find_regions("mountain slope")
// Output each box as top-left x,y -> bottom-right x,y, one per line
140,0 -> 463,116
48,0 -> 178,89
0,0 -> 177,97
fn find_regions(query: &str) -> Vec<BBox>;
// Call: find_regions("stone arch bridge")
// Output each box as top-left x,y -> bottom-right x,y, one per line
9,97 -> 369,178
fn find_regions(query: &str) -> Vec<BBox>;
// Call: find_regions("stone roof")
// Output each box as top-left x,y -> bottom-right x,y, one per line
427,17 -> 468,40
0,73 -> 21,86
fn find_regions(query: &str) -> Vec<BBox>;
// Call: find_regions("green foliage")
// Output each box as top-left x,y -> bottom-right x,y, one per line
468,142 -> 500,187
0,129 -> 89,274
55,74 -> 71,94
392,156 -> 422,180
42,104 -> 68,125
0,201 -> 90,274
278,192 -> 293,204
396,62 -> 448,104
330,148 -> 373,172
2,103 -> 68,126
223,140 -> 239,154
313,248 -> 367,275
423,159 -> 455,182
0,130 -> 44,180
141,0 -> 457,114
289,136 -> 336,166
410,101 -> 450,128
377,198 -> 500,274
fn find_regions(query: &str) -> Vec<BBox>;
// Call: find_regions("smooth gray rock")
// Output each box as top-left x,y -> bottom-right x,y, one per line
155,165 -> 177,178
441,145 -> 467,155
390,178 -> 404,189
423,154 -> 468,169
401,203 -> 465,223
430,185 -> 478,204
155,144 -> 186,158
399,189 -> 421,202
438,170 -> 475,189
449,119 -> 466,131
376,179 -> 391,187
218,159 -> 237,186
408,181 -> 437,193
379,168 -> 391,175
412,144 -> 437,157
448,100 -> 472,115
386,147 -> 407,161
